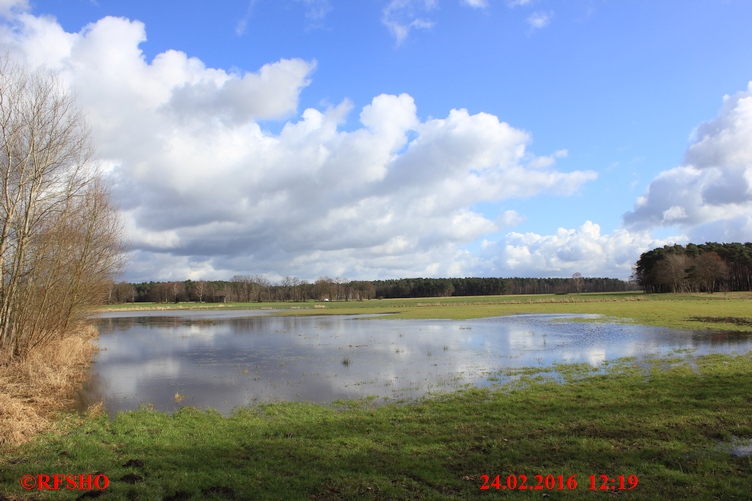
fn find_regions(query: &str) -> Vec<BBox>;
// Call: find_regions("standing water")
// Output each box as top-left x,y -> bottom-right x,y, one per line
78,311 -> 752,415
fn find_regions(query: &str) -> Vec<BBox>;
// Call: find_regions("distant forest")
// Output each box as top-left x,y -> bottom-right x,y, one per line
104,241 -> 751,304
106,275 -> 636,304
635,242 -> 752,293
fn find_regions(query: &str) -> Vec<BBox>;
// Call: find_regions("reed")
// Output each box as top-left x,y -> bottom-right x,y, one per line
0,324 -> 98,445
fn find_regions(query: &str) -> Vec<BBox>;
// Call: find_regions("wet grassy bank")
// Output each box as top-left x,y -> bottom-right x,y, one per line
1,351 -> 751,499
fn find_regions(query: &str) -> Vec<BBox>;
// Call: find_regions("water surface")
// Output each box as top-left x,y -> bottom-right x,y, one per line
79,311 -> 752,415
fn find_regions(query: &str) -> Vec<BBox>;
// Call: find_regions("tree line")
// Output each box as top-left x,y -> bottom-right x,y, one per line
634,242 -> 752,293
106,274 -> 636,304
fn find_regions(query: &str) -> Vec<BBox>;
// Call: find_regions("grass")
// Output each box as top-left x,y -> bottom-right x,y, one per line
98,291 -> 752,332
1,352 -> 751,499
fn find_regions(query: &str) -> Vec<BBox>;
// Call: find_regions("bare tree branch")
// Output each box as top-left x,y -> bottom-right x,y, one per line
0,55 -> 125,362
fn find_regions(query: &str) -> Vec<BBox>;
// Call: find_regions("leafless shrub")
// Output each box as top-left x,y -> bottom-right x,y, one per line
0,55 -> 125,362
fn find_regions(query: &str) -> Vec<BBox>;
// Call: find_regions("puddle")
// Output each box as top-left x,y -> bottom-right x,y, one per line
723,437 -> 752,457
713,436 -> 752,457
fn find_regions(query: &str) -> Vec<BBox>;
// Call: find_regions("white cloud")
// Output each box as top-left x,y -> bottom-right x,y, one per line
476,222 -> 669,279
527,148 -> 567,169
498,210 -> 526,227
0,0 -> 27,18
382,0 -> 437,45
1,11 -> 599,281
527,11 -> 552,30
165,58 -> 315,124
527,12 -> 554,30
235,1 -> 256,37
462,0 -> 488,8
506,1 -> 553,32
624,82 -> 752,243
661,205 -> 687,223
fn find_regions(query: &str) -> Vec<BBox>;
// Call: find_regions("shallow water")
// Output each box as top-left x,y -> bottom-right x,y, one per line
78,311 -> 752,415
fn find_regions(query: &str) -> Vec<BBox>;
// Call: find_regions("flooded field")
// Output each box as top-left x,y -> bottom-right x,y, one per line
79,311 -> 752,415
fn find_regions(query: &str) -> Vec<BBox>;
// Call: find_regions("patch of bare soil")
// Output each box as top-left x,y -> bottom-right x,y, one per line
688,316 -> 752,327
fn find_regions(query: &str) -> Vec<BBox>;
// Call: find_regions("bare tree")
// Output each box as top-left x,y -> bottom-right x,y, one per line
168,281 -> 185,303
572,272 -> 584,294
109,281 -> 135,303
0,57 -> 124,361
193,280 -> 207,303
334,277 -> 349,301
313,277 -> 333,301
252,275 -> 270,302
281,276 -> 296,301
232,275 -> 256,302
689,252 -> 728,293
654,254 -> 691,293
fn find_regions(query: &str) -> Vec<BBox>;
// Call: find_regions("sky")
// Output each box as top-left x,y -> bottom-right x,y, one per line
1,0 -> 751,283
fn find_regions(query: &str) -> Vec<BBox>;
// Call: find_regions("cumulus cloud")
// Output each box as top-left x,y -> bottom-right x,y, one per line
477,222 -> 668,279
1,11 -> 599,281
486,80 -> 752,281
0,0 -> 27,18
624,82 -> 752,243
164,58 -> 314,125
382,0 -> 437,45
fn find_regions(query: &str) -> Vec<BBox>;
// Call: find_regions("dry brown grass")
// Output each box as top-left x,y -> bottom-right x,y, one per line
0,324 -> 99,446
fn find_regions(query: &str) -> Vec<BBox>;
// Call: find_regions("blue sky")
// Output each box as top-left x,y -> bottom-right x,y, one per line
2,0 -> 751,282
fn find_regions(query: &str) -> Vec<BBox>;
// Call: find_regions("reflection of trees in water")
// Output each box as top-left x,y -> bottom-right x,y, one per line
74,371 -> 105,412
98,316 -> 190,332
692,330 -> 752,346
97,315 -> 752,350
85,313 -> 752,417
97,315 -> 309,335
229,317 -> 285,334
97,317 -> 136,332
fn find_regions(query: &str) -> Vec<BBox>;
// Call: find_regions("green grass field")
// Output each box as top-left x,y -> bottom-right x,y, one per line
99,291 -> 752,332
1,292 -> 750,499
